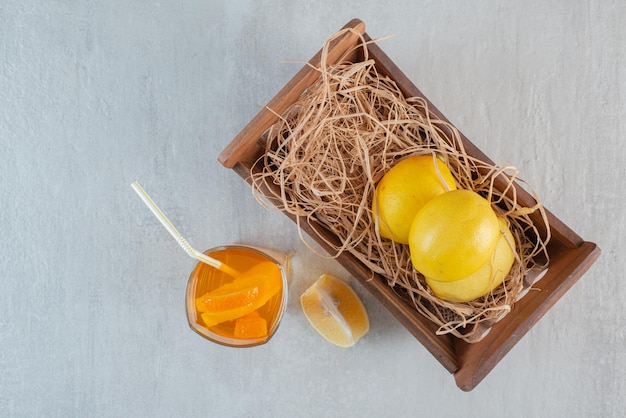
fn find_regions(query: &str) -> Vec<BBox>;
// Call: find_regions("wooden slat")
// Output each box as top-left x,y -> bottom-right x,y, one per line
453,241 -> 600,391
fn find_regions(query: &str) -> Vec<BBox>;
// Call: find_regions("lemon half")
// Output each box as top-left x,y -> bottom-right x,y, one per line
300,274 -> 369,348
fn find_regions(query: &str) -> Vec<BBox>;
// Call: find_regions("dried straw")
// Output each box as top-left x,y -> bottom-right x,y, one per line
250,29 -> 550,343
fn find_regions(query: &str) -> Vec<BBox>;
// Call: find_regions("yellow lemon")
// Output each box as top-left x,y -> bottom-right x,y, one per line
409,189 -> 500,282
425,218 -> 516,302
372,154 -> 457,244
300,274 -> 369,348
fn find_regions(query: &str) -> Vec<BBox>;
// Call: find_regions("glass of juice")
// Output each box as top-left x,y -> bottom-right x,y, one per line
185,245 -> 290,347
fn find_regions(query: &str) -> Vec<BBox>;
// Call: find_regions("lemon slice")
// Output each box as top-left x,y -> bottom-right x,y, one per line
300,274 -> 369,348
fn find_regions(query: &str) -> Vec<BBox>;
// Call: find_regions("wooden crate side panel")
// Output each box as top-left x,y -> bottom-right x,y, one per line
453,241 -> 600,391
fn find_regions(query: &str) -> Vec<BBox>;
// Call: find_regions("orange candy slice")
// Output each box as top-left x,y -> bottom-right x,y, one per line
233,311 -> 268,339
196,261 -> 282,327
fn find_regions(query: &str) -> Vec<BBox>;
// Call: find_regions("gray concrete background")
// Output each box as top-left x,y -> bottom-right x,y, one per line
1,1 -> 624,417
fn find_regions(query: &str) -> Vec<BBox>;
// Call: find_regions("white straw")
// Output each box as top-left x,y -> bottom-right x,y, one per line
130,181 -> 239,277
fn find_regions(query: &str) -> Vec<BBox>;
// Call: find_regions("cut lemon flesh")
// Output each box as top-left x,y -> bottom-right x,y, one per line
300,274 -> 369,348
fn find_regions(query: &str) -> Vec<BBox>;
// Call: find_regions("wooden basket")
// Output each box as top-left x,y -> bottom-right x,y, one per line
218,19 -> 600,391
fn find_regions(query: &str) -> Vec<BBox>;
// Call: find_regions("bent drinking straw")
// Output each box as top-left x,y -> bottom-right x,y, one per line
131,181 -> 240,277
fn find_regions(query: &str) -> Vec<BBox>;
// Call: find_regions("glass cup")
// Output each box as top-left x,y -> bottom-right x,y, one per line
185,245 -> 290,347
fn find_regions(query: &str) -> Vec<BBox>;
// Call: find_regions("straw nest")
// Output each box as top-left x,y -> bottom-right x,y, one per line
250,29 -> 550,343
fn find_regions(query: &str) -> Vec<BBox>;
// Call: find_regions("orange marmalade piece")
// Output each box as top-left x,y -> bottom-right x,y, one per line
233,311 -> 268,339
196,261 -> 282,327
